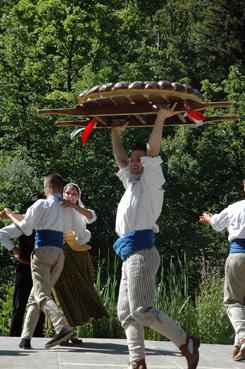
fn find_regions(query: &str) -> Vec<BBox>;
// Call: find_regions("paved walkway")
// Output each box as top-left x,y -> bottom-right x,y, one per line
0,337 -> 244,369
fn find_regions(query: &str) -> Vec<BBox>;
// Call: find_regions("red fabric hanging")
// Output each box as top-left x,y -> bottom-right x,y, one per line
187,110 -> 205,123
81,118 -> 97,144
184,101 -> 205,124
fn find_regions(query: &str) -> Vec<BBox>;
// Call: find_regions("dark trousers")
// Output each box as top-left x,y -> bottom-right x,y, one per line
9,262 -> 45,337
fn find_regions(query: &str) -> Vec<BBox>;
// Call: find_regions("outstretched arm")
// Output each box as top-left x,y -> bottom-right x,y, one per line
59,200 -> 95,221
3,208 -> 23,230
111,125 -> 129,168
147,105 -> 177,157
0,210 -> 24,221
199,212 -> 212,225
200,207 -> 230,232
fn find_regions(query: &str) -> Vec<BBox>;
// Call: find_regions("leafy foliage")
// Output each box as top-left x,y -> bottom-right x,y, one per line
0,0 -> 244,343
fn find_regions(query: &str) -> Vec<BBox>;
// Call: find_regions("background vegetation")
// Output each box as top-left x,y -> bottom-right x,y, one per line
0,0 -> 244,343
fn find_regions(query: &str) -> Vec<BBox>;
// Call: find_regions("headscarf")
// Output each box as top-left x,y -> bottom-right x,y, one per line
63,182 -> 96,225
63,183 -> 85,208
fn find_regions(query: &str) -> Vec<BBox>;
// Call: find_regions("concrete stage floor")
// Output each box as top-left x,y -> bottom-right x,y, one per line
0,336 -> 244,369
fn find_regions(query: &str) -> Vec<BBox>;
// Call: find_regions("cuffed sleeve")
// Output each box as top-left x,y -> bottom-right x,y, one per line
0,224 -> 22,251
85,209 -> 97,224
211,208 -> 229,232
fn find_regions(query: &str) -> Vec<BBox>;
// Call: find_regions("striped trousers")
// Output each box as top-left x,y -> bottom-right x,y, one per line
21,246 -> 70,339
117,247 -> 186,363
224,253 -> 245,347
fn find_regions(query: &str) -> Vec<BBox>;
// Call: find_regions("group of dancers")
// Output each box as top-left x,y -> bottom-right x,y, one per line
0,107 -> 244,369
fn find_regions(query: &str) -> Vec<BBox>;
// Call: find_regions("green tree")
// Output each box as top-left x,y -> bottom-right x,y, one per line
191,0 -> 245,83
157,65 -> 244,281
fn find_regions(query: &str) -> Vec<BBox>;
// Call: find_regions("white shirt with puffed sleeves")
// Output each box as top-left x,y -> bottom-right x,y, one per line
115,156 -> 165,237
211,199 -> 245,241
19,194 -> 96,245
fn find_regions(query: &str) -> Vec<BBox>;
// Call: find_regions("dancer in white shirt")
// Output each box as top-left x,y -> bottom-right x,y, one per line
111,108 -> 200,369
199,178 -> 245,361
2,173 -> 86,349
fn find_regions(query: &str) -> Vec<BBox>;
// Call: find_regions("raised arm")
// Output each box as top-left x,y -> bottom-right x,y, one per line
3,208 -> 23,230
111,125 -> 129,169
147,106 -> 177,157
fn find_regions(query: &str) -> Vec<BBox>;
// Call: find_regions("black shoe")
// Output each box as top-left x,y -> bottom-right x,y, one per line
19,338 -> 32,349
70,336 -> 83,345
179,336 -> 200,369
45,327 -> 73,349
60,335 -> 83,346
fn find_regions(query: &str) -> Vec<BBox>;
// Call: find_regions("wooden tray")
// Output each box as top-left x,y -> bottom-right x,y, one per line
38,81 -> 240,127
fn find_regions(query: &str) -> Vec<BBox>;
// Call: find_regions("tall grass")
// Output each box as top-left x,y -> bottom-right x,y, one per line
0,254 -> 234,344
76,252 -> 124,338
89,253 -> 233,344
145,255 -> 197,340
195,270 -> 233,344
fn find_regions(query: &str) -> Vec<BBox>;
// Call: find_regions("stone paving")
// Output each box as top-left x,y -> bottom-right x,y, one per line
0,337 -> 244,369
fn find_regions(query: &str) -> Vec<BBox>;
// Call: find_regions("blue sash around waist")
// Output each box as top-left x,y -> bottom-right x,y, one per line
230,238 -> 245,254
35,230 -> 64,249
113,229 -> 155,261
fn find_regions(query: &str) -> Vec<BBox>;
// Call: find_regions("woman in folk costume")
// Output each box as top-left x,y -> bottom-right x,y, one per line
52,183 -> 108,344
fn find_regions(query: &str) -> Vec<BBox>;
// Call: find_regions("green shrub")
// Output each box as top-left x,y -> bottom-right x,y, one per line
0,283 -> 14,336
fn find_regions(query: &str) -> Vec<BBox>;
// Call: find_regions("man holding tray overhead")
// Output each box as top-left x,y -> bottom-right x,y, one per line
111,107 -> 200,369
